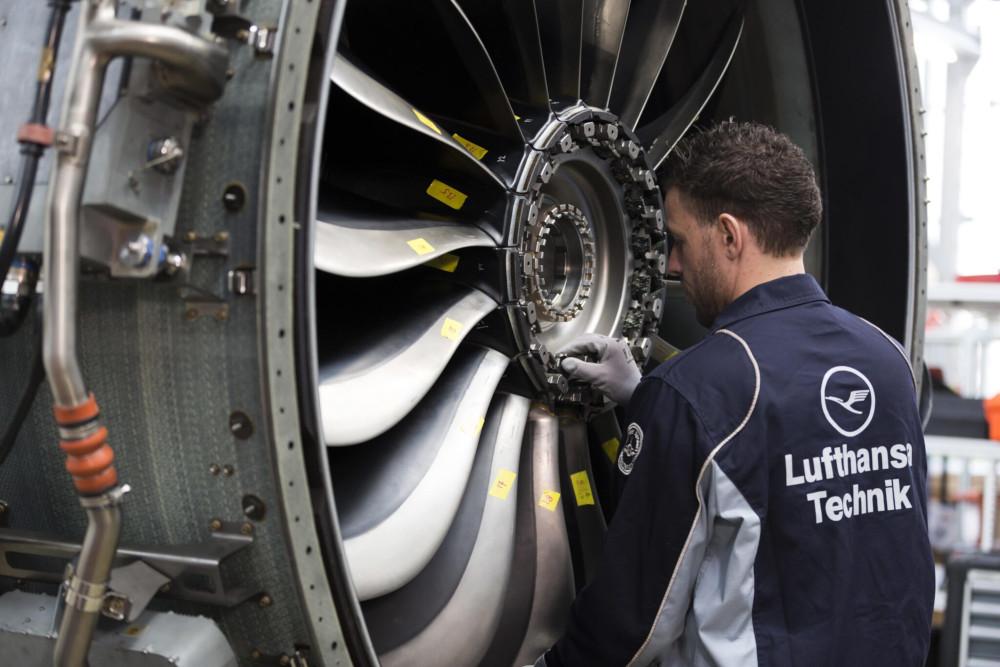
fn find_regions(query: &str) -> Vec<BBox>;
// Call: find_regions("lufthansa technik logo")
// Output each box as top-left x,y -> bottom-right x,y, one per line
821,366 -> 875,437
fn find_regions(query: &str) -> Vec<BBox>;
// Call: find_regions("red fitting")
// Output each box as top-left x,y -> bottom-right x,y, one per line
17,123 -> 54,148
53,392 -> 99,425
55,396 -> 117,495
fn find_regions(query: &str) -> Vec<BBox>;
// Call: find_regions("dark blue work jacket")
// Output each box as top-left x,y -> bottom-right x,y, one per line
541,273 -> 934,666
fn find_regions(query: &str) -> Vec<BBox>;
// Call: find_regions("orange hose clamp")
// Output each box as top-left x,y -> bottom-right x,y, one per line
53,393 -> 99,425
54,395 -> 117,494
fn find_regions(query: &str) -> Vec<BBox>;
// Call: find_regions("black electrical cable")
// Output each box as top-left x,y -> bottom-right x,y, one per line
0,1 -> 74,465
0,0 -> 74,336
0,304 -> 45,468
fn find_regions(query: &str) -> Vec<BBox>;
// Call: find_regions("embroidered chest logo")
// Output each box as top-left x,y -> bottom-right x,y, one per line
618,423 -> 644,475
821,366 -> 876,437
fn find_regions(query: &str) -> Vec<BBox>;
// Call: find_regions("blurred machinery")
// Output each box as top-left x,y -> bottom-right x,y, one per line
0,0 -> 927,665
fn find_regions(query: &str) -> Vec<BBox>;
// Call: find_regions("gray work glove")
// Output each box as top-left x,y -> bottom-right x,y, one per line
559,333 -> 642,407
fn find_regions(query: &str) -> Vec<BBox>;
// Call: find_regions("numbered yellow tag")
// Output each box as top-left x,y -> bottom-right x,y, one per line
570,470 -> 595,506
426,179 -> 467,210
440,317 -> 463,341
406,238 -> 435,256
538,490 -> 561,512
424,253 -> 460,273
601,437 -> 621,463
452,133 -> 488,160
413,109 -> 442,135
489,469 -> 517,500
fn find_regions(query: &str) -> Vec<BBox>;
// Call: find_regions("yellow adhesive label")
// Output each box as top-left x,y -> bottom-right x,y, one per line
601,437 -> 621,463
514,113 -> 522,121
570,470 -> 595,506
538,490 -> 561,512
424,253 -> 460,273
413,109 -> 442,135
440,317 -> 463,341
426,179 -> 467,210
452,133 -> 488,160
460,415 -> 486,436
407,238 -> 435,255
489,469 -> 517,500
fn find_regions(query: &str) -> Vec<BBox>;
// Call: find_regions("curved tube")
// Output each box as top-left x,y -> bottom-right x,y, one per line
44,3 -> 229,666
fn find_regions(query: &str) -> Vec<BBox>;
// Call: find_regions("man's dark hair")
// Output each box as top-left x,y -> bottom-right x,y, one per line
661,120 -> 822,256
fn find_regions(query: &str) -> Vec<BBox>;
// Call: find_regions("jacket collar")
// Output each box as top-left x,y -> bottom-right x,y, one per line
711,273 -> 830,331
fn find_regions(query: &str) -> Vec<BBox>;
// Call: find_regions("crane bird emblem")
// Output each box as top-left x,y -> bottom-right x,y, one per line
825,389 -> 871,415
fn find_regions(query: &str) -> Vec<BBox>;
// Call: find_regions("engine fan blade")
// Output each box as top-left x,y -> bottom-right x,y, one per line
580,0 -> 630,109
534,0 -> 583,104
512,406 -> 576,666
455,0 -> 550,127
364,393 -> 529,665
341,0 -> 525,146
608,0 -> 687,130
559,414 -> 607,590
638,10 -> 744,169
331,53 -> 507,189
319,284 -> 497,446
339,348 -> 509,600
315,208 -> 495,278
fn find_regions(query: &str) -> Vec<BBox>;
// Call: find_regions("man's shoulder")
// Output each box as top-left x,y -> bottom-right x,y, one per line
645,331 -> 759,441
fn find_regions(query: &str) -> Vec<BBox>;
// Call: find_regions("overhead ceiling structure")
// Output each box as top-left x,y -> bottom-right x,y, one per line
0,0 -> 926,665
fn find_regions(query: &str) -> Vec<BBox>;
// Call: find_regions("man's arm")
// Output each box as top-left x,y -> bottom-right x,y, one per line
538,377 -> 712,666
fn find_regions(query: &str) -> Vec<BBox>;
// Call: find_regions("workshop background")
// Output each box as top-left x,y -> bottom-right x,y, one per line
912,0 -> 1000,664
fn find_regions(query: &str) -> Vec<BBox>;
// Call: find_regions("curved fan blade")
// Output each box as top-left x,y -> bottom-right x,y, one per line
608,0 -> 686,130
315,209 -> 495,278
559,415 -> 607,589
342,0 -> 524,146
332,53 -> 506,189
455,0 -> 550,125
535,0 -> 583,104
639,11 -> 744,169
512,406 -> 576,666
322,80 -> 508,224
580,0 -> 631,109
320,284 -> 497,446
364,393 -> 529,664
340,348 -> 509,600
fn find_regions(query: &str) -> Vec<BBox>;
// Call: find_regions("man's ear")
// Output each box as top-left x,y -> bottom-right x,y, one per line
717,213 -> 744,260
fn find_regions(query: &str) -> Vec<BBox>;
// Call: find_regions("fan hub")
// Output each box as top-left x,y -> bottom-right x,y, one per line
512,106 -> 667,398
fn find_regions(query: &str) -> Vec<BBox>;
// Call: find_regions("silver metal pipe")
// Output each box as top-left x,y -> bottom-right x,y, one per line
43,3 -> 228,665
44,2 -> 229,405
54,497 -> 124,667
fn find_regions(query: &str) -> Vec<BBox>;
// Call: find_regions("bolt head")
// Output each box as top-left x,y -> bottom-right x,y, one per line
118,235 -> 154,269
209,518 -> 223,531
209,463 -> 221,476
241,522 -> 254,535
259,594 -> 273,608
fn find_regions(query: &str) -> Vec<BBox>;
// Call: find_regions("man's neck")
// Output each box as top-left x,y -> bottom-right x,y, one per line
729,255 -> 806,303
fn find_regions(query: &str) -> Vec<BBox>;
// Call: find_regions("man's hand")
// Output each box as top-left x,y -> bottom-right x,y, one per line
559,334 -> 642,407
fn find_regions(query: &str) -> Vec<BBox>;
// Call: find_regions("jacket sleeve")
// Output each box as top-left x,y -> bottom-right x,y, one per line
539,377 -> 712,667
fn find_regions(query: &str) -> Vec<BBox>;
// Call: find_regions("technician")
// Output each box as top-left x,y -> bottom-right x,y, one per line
538,121 -> 934,666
